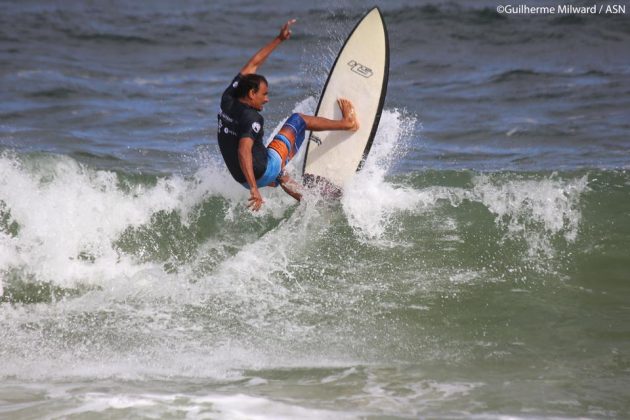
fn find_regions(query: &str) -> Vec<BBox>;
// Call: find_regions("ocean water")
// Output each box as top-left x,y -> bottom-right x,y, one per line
1,0 -> 629,418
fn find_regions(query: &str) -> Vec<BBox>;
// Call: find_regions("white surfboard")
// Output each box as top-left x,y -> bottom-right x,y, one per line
302,7 -> 389,189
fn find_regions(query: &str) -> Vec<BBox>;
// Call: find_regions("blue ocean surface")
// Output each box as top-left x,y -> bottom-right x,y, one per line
1,0 -> 629,418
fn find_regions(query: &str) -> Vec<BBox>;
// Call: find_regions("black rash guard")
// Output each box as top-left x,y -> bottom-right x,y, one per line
217,74 -> 267,184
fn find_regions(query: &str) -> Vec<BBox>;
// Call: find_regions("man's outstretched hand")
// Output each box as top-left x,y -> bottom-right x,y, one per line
278,19 -> 297,41
248,188 -> 264,212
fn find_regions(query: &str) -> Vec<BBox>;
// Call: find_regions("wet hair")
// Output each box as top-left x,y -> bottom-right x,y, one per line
234,74 -> 268,98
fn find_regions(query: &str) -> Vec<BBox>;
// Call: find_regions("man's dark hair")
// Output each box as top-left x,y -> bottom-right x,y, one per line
235,74 -> 268,98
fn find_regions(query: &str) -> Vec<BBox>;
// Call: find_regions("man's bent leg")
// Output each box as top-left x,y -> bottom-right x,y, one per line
278,173 -> 303,201
299,98 -> 358,132
268,113 -> 307,167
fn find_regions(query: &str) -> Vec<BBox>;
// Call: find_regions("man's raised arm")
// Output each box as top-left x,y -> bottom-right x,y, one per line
240,19 -> 296,76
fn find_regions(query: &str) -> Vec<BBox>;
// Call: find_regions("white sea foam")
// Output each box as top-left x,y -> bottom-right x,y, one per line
342,108 -> 419,240
471,173 -> 588,257
0,152 -> 245,293
340,119 -> 588,259
23,387 -> 359,420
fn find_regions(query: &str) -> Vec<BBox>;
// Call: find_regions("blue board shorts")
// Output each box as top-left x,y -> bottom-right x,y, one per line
242,113 -> 307,189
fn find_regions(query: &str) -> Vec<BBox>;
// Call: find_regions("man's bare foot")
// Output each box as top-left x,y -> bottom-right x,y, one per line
337,98 -> 359,131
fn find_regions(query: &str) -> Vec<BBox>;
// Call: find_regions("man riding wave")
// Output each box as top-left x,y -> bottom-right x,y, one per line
217,19 -> 358,211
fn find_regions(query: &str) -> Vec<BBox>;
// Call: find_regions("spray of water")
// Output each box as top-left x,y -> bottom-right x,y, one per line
342,108 -> 418,240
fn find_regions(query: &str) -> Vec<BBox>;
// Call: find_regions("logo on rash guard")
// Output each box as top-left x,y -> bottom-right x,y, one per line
232,81 -> 239,88
252,122 -> 261,133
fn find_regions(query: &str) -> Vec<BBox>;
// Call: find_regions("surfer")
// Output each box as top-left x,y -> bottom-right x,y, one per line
217,19 -> 358,211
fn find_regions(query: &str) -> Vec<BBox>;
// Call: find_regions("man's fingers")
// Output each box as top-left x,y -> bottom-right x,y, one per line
247,195 -> 263,211
280,19 -> 297,40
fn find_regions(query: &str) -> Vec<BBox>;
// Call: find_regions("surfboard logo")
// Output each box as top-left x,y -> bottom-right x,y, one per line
348,60 -> 373,78
310,134 -> 322,146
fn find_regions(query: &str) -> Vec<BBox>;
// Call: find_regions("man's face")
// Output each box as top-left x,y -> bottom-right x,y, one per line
249,82 -> 269,111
